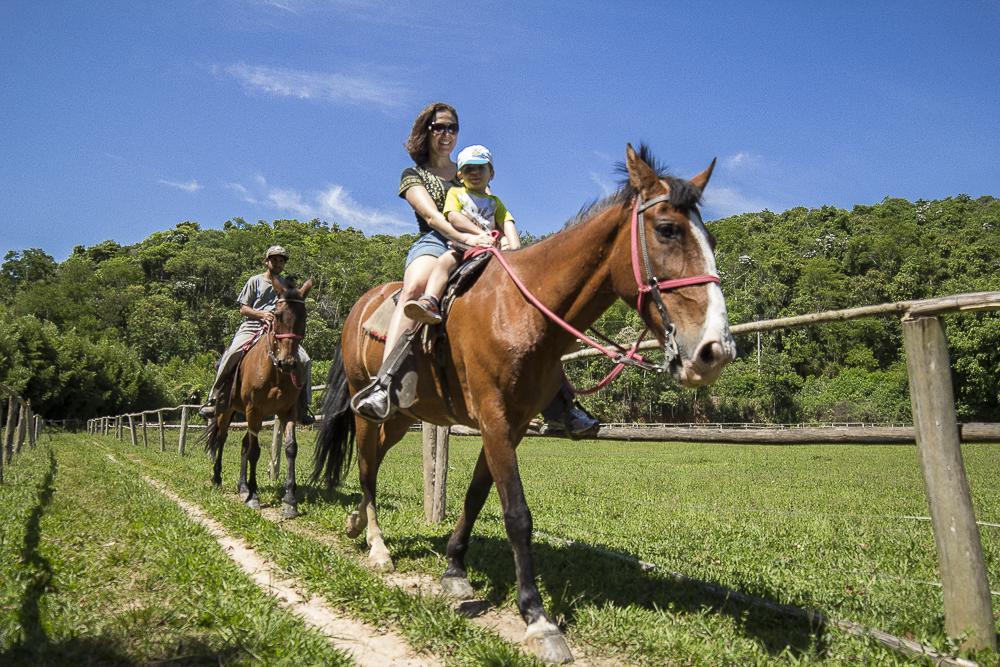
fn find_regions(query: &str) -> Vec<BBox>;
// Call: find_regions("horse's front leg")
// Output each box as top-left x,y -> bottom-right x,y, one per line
441,448 -> 493,600
238,431 -> 251,498
352,416 -> 407,572
280,414 -> 298,518
482,418 -> 573,664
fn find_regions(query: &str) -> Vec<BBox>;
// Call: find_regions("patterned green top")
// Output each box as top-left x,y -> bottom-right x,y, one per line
399,166 -> 462,234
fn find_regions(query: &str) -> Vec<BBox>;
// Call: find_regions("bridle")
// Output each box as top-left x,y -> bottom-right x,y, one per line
630,194 -> 721,372
266,297 -> 306,388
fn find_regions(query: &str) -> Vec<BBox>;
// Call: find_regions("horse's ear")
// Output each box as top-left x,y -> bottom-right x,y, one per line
690,158 -> 717,192
300,278 -> 314,298
626,143 -> 660,197
272,276 -> 286,295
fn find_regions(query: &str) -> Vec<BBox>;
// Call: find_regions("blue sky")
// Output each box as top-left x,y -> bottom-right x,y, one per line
2,1 -> 999,260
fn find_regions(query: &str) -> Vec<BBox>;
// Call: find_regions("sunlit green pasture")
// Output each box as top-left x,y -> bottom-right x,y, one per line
106,427 -> 1000,665
0,434 -> 352,665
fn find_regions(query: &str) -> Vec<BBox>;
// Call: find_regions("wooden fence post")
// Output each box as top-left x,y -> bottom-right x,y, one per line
270,420 -> 282,480
116,416 -> 123,441
128,415 -> 137,446
157,411 -> 165,451
15,400 -> 27,455
34,415 -> 41,444
432,425 -> 449,522
902,315 -> 996,651
177,407 -> 189,455
422,422 -> 437,522
422,423 -> 448,523
3,396 -> 15,466
26,401 -> 35,449
141,413 -> 148,447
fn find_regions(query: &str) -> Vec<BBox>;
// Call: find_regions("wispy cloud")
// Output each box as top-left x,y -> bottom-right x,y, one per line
589,171 -> 615,197
229,175 -> 409,232
722,151 -> 764,172
158,179 -> 202,193
701,186 -> 773,219
221,62 -> 406,109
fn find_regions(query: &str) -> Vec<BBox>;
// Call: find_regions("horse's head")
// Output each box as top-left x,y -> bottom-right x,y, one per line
271,277 -> 313,372
612,144 -> 736,386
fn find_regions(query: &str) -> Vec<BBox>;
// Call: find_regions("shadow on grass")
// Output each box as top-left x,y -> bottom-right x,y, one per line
390,529 -> 827,659
0,633 -> 246,665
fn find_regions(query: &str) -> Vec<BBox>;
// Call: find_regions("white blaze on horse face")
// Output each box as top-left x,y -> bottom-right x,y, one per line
686,209 -> 737,370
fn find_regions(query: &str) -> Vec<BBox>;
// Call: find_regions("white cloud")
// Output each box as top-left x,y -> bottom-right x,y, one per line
222,62 -> 406,109
589,171 -> 615,197
226,182 -> 258,204
229,176 -> 409,232
701,186 -> 773,219
158,179 -> 202,193
722,152 -> 764,172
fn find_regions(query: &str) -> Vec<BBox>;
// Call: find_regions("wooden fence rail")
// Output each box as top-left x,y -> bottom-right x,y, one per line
87,291 -> 999,650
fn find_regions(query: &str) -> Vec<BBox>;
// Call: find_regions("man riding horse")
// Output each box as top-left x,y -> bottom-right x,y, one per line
199,245 -> 314,425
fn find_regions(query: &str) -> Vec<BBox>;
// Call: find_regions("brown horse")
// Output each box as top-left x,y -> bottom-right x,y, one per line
313,145 -> 735,663
206,278 -> 313,518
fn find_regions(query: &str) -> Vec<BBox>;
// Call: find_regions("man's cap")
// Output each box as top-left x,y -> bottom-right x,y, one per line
265,245 -> 289,260
457,145 -> 493,170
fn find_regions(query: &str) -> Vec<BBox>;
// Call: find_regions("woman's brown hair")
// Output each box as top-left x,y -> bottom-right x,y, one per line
405,102 -> 459,166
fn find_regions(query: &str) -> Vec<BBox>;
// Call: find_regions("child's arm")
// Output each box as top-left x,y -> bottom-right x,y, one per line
502,219 -> 521,250
447,211 -> 494,246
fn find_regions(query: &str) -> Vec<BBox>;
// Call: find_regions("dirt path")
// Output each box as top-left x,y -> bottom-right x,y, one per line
256,504 -> 620,667
105,453 -> 437,667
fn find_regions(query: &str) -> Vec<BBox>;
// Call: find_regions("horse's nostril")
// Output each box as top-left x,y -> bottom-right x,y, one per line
698,342 -> 722,366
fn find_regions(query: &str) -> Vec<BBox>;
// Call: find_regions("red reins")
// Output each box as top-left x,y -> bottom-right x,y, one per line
464,196 -> 720,393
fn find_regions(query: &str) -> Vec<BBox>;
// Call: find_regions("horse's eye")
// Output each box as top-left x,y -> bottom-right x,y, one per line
655,221 -> 682,242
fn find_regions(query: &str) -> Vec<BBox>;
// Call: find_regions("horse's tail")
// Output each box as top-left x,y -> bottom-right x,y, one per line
202,413 -> 221,458
311,342 -> 355,489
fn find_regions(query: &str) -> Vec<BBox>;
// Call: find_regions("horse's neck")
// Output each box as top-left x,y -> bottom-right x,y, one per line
506,207 -> 624,346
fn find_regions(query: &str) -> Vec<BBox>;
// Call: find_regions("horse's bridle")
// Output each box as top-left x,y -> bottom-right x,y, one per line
266,297 -> 306,386
629,194 -> 721,372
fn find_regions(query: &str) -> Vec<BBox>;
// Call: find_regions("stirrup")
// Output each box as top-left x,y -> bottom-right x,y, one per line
351,378 -> 393,422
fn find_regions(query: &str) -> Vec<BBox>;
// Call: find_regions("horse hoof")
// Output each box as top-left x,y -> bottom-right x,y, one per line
345,512 -> 364,538
524,622 -> 573,664
281,503 -> 298,519
440,575 -> 475,600
246,498 -> 261,510
369,554 -> 395,573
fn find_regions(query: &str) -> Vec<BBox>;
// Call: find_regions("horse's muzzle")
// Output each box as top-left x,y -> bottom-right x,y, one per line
678,338 -> 737,386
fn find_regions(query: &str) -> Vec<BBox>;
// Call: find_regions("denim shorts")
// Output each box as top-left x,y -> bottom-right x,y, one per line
405,230 -> 450,268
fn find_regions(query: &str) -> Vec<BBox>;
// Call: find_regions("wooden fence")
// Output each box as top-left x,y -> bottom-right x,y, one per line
1,382 -> 44,484
88,290 -> 999,651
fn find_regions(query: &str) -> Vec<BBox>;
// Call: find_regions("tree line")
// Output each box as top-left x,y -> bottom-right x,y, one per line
2,194 -> 998,423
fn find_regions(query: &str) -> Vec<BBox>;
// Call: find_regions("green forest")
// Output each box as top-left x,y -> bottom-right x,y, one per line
2,194 -> 998,424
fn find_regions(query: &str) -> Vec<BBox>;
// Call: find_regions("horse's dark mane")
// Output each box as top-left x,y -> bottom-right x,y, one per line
564,143 -> 703,229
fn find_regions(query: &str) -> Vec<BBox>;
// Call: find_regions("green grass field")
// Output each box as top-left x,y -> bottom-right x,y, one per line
3,430 -> 998,665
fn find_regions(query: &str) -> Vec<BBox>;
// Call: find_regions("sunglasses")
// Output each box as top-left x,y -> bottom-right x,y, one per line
428,122 -> 459,135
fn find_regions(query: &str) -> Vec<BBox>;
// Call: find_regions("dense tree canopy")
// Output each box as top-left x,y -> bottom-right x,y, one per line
2,194 -> 998,423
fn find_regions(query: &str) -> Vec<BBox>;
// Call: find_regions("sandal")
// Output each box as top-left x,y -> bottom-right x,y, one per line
404,295 -> 443,325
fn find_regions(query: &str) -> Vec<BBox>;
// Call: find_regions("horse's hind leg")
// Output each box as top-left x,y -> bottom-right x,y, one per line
441,448 -> 493,600
212,416 -> 231,487
350,415 -> 409,572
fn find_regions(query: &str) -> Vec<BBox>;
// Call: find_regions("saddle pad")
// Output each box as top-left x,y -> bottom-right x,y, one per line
362,288 -> 402,341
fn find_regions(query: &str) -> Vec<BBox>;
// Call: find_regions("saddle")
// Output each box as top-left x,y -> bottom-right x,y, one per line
354,252 -> 493,422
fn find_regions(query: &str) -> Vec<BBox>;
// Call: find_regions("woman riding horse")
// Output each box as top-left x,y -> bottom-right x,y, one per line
314,143 -> 736,663
352,101 -> 600,436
